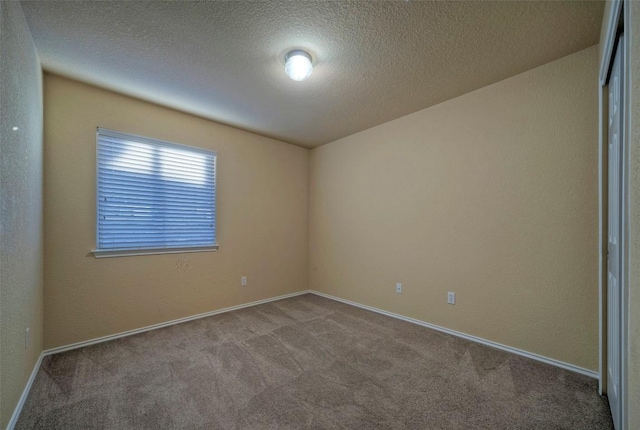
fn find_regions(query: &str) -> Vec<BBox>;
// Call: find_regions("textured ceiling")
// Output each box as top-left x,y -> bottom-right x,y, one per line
20,1 -> 603,148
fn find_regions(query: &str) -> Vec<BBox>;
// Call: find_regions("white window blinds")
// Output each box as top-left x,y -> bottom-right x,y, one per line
95,128 -> 217,256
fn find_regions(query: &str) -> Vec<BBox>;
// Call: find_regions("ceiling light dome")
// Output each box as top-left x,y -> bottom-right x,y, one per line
285,50 -> 313,81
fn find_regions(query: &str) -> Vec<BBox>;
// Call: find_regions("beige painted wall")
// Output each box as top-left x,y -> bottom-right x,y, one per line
310,46 -> 599,371
627,2 -> 639,428
43,74 -> 309,349
0,2 -> 44,428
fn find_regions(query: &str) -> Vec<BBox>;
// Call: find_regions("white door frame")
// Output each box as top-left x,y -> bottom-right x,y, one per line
598,1 -> 630,428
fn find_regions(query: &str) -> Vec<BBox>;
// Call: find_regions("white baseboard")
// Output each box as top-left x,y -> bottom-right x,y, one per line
6,352 -> 44,430
309,290 -> 599,379
7,290 -> 310,429
43,290 -> 310,356
8,288 -> 597,429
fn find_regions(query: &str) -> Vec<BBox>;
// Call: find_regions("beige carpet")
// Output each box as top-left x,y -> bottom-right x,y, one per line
16,294 -> 612,429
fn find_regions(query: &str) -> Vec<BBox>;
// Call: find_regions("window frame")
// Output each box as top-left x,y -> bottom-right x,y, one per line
92,128 -> 219,258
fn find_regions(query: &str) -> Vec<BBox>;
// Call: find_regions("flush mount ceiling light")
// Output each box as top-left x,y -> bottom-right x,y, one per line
284,50 -> 313,81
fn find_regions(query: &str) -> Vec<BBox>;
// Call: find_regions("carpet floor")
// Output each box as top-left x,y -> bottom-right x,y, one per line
16,293 -> 613,429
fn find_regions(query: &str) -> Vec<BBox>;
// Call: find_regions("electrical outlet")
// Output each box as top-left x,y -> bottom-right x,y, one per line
25,327 -> 30,349
396,283 -> 402,294
447,292 -> 455,304
241,276 -> 247,286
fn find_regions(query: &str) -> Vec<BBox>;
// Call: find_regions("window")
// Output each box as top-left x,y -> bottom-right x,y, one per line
93,128 -> 217,257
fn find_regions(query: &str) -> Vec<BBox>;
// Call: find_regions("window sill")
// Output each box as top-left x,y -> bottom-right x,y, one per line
91,245 -> 219,258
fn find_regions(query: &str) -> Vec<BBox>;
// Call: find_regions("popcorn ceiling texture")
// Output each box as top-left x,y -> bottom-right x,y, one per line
309,46 -> 600,371
0,2 -> 44,428
20,0 -> 603,147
